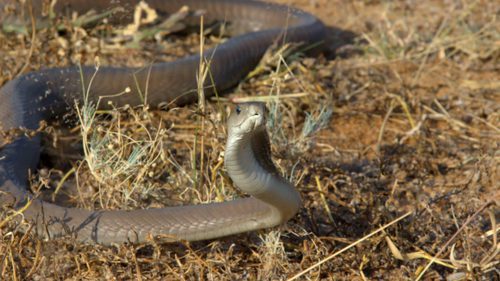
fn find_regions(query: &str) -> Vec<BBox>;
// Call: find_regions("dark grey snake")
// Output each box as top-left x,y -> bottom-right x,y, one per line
0,0 -> 325,244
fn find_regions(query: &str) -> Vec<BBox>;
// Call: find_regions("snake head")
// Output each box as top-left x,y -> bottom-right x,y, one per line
227,102 -> 267,137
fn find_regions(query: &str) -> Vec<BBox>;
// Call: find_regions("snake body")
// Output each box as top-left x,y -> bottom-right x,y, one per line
0,0 -> 325,244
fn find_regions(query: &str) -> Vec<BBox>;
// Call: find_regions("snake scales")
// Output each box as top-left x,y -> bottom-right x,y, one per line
0,0 -> 325,244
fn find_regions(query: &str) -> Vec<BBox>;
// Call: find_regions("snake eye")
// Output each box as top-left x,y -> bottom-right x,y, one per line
235,105 -> 241,115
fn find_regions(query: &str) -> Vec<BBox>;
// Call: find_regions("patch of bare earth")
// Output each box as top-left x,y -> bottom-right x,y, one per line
1,0 -> 498,280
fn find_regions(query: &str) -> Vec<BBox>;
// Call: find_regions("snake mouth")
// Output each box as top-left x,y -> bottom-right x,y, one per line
252,115 -> 266,130
232,109 -> 265,133
242,113 -> 265,133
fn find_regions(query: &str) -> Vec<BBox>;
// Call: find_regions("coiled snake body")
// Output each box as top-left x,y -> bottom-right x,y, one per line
0,0 -> 325,244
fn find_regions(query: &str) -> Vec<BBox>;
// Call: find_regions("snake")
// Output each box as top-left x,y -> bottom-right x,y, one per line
0,0 -> 325,244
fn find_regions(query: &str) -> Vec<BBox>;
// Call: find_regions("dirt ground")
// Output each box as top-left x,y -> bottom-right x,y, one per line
0,0 -> 498,280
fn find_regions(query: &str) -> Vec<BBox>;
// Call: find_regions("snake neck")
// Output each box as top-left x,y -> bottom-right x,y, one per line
225,128 -> 271,193
224,127 -> 301,222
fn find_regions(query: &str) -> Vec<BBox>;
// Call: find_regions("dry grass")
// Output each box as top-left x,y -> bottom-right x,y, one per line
1,0 -> 499,280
